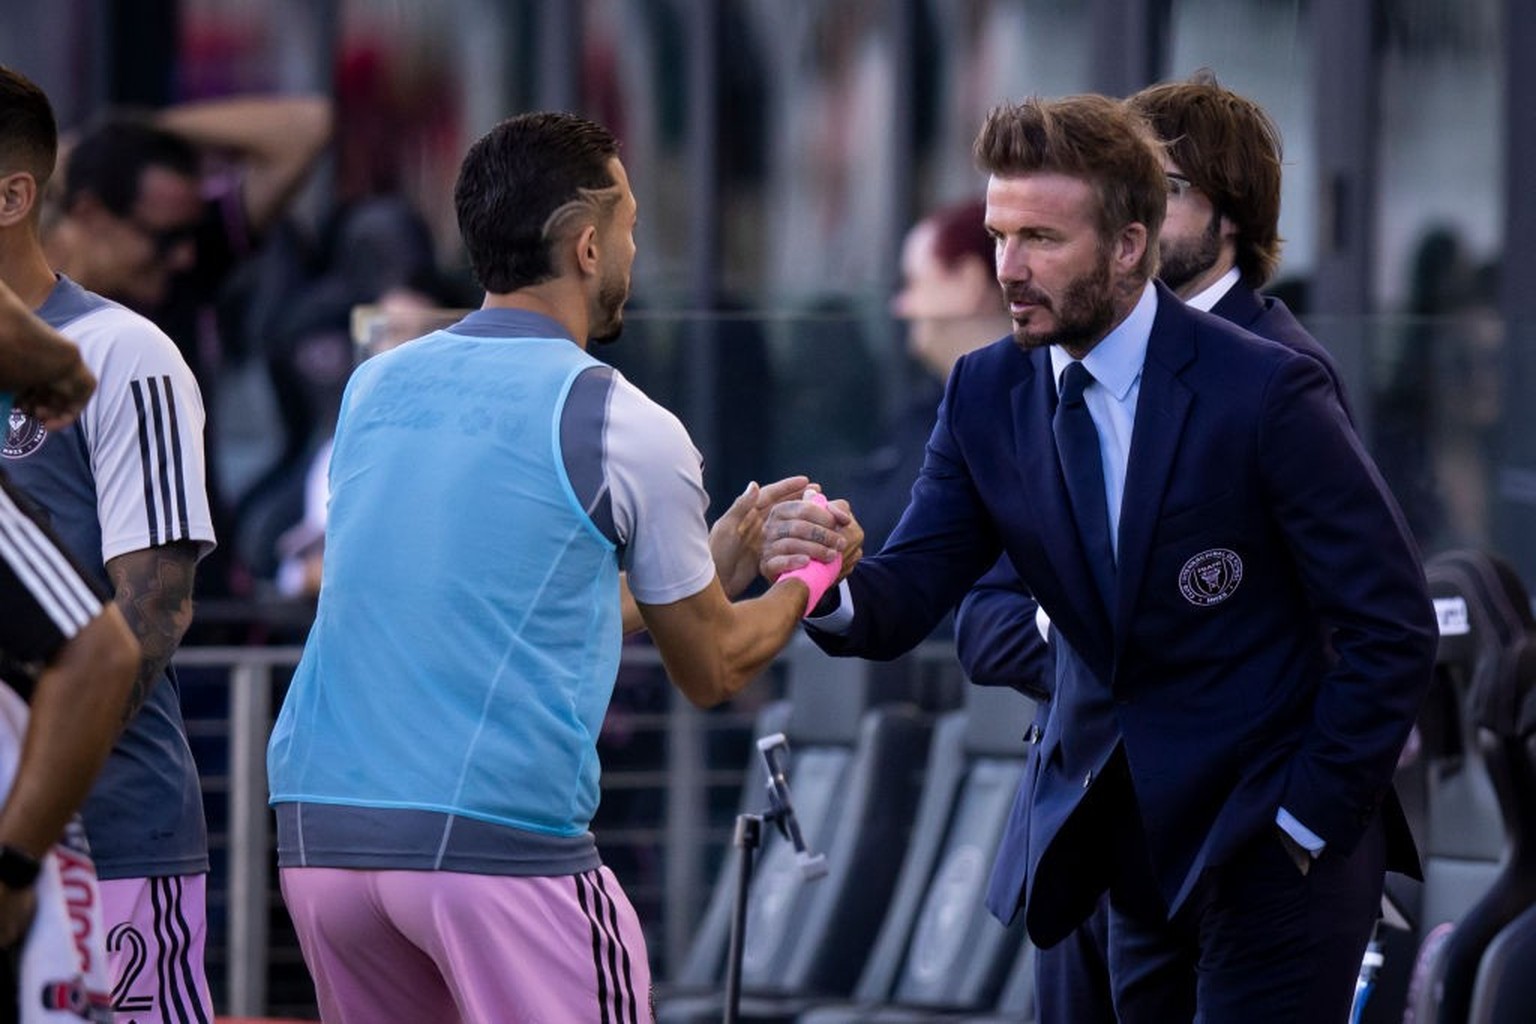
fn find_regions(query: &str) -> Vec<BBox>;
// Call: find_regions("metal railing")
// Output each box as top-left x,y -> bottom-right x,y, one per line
175,635 -> 958,1017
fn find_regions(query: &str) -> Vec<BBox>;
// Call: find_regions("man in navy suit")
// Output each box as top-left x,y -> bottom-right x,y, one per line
762,94 -> 1436,1023
955,73 -> 1360,1023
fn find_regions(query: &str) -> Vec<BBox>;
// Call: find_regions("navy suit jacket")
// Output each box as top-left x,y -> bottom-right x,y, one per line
955,284 -> 1353,695
812,283 -> 1437,947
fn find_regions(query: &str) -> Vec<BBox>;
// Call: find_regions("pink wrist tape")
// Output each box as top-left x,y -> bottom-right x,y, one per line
780,492 -> 841,616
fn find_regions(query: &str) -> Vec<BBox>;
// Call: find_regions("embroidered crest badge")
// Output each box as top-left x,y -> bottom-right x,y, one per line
1178,548 -> 1243,606
3,407 -> 47,459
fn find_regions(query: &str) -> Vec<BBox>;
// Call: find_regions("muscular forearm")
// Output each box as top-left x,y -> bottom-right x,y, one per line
642,578 -> 807,708
0,607 -> 137,857
105,541 -> 199,723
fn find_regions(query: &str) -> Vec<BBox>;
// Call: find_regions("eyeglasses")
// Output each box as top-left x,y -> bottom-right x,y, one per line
1165,173 -> 1197,199
126,217 -> 200,259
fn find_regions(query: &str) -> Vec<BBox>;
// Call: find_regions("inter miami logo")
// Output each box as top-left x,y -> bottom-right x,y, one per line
4,406 -> 47,459
1178,548 -> 1243,607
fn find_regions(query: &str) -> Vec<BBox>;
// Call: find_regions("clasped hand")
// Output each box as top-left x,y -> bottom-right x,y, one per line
759,489 -> 864,588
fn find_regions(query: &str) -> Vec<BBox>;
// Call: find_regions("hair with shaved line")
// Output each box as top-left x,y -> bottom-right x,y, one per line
454,112 -> 622,295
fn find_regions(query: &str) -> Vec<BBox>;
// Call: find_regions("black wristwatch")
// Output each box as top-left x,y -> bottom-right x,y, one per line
0,845 -> 41,889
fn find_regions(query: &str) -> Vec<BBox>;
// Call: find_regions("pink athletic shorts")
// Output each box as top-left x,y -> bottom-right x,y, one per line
281,865 -> 653,1023
97,875 -> 213,1023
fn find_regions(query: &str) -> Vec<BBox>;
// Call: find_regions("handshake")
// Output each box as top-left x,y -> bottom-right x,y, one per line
709,477 -> 864,617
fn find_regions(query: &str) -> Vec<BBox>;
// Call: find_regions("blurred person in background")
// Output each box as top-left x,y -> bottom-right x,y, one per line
1,65 -> 218,1023
45,91 -> 332,599
953,74 -> 1360,1024
849,197 -> 1010,556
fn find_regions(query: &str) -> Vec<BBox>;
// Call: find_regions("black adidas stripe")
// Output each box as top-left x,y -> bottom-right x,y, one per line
594,869 -> 640,1024
150,877 -> 210,1024
161,375 -> 191,538
575,873 -> 613,1023
577,870 -> 639,1023
130,381 -> 161,546
131,377 -> 194,547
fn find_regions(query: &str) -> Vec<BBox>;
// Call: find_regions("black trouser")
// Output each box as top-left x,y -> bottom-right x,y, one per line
1108,804 -> 1386,1024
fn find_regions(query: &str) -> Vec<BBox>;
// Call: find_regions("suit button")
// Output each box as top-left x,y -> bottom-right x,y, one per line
1025,725 -> 1043,744
1083,771 -> 1094,788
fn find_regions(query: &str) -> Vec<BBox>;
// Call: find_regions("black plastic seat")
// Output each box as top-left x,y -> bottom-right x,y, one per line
793,683 -> 1036,1023
1403,550 -> 1536,1024
656,646 -> 931,1024
1463,639 -> 1536,1023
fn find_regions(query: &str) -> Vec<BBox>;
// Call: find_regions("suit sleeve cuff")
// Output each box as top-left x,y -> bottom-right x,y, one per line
805,579 -> 854,635
1276,807 -> 1326,855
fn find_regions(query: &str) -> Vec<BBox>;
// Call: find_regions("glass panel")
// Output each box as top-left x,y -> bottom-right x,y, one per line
1377,0 -> 1503,308
921,0 -> 1093,204
1166,0 -> 1314,290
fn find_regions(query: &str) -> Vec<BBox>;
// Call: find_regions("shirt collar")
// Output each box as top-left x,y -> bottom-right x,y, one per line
447,307 -> 576,342
1183,266 -> 1241,313
1049,281 -> 1156,402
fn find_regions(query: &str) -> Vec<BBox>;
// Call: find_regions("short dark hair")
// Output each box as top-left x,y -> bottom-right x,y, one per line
453,112 -> 622,296
973,94 -> 1166,282
925,198 -> 993,277
0,65 -> 59,187
63,116 -> 200,217
1127,70 -> 1284,287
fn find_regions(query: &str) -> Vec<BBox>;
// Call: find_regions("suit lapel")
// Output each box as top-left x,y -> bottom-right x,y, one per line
1114,288 -> 1196,659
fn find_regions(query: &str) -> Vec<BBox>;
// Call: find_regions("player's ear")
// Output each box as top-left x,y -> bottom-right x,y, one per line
1219,212 -> 1239,243
0,171 -> 38,227
1113,222 -> 1149,276
573,222 -> 601,277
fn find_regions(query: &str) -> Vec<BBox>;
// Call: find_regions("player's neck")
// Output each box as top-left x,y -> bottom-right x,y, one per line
0,236 -> 58,310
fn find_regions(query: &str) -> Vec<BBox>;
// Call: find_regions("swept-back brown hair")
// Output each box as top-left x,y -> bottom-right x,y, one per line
1128,70 -> 1284,287
972,94 -> 1166,283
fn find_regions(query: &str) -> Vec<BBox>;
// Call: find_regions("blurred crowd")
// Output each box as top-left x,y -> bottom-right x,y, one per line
23,84 -> 1507,640
28,88 -> 485,626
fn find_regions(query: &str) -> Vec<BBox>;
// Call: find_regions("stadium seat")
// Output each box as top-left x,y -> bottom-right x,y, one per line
1403,550 -> 1536,1024
656,646 -> 931,1024
793,682 -> 1035,1023
1460,636 -> 1536,1024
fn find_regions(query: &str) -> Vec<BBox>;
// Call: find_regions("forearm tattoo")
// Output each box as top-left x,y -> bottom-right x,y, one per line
106,541 -> 198,723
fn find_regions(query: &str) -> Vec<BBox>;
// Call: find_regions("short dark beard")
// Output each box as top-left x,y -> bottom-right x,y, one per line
1158,209 -> 1222,294
1009,251 -> 1118,354
589,278 -> 628,346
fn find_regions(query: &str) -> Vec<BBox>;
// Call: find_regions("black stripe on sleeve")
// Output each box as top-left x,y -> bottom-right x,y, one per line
146,378 -> 177,544
130,380 -> 162,546
160,375 -> 192,539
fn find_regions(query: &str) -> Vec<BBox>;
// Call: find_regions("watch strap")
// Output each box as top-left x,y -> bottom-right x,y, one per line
0,844 -> 41,889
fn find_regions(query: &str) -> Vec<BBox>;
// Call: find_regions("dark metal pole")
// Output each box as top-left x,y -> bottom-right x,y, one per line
1310,0 -> 1379,320
722,814 -> 763,1024
536,0 -> 582,112
881,0 -> 920,427
1496,0 -> 1536,578
1090,0 -> 1168,97
684,0 -> 721,486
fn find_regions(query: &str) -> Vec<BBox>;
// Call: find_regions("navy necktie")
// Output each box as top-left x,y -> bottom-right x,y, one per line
1054,362 -> 1116,612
